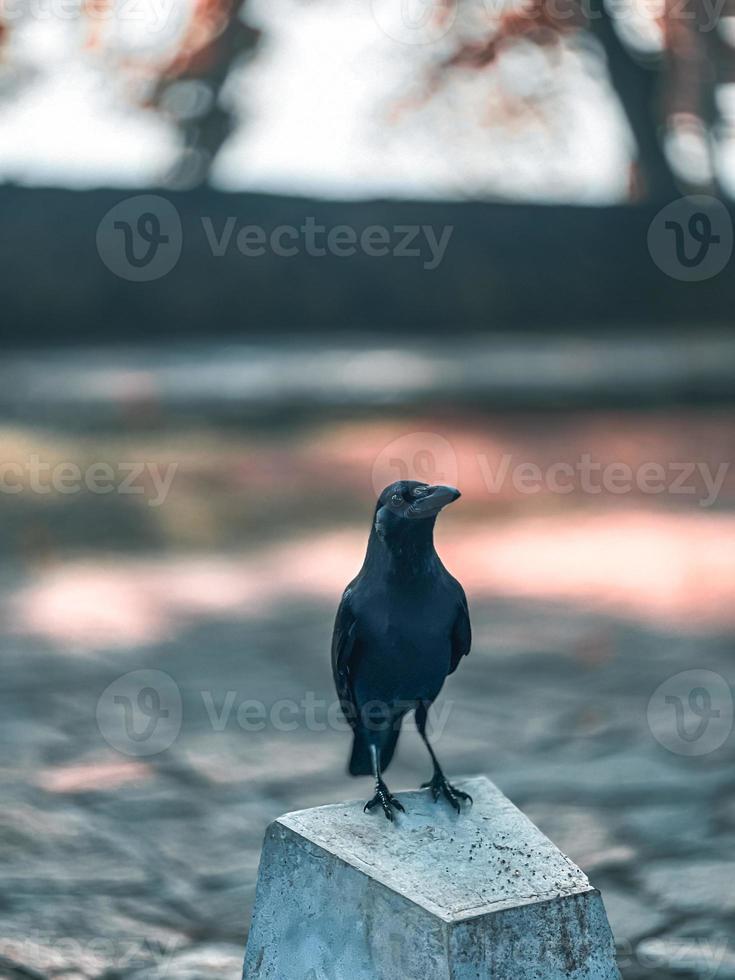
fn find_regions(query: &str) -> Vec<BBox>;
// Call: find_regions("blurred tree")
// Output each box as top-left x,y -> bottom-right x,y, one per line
0,0 -> 729,198
145,0 -> 261,187
432,0 -> 731,199
0,0 -> 260,188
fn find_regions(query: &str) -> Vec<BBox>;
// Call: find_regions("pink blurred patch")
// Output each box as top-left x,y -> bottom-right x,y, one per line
313,413 -> 735,506
441,511 -> 735,628
9,510 -> 735,650
36,760 -> 153,793
7,543 -> 357,649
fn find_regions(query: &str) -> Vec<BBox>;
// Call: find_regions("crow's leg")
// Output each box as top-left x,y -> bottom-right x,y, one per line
416,702 -> 472,813
363,742 -> 405,822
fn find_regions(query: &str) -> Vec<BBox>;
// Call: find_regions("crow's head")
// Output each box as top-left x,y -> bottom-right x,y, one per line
373,480 -> 461,539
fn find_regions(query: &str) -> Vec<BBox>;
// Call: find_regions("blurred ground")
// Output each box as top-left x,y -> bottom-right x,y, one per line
1,359 -> 734,980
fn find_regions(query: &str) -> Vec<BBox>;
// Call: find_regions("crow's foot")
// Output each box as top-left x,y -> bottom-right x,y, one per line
421,773 -> 472,813
364,781 -> 405,821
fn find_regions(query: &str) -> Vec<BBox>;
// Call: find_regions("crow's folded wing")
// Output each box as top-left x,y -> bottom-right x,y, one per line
448,586 -> 471,675
331,587 -> 360,728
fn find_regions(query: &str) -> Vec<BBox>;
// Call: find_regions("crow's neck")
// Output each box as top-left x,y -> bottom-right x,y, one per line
364,522 -> 439,578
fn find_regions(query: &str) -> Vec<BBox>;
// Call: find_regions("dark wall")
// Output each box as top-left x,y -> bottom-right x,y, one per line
0,186 -> 732,347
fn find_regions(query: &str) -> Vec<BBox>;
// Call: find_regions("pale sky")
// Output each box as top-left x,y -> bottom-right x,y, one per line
0,0 -> 634,200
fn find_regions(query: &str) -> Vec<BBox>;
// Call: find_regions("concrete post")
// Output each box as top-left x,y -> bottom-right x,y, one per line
243,776 -> 621,979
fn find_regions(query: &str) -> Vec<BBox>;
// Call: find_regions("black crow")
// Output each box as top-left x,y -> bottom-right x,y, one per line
331,480 -> 472,821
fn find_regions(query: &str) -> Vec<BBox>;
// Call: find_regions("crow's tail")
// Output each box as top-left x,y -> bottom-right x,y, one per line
348,728 -> 400,776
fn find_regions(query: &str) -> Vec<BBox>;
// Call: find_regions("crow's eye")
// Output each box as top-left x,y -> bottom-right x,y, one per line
390,492 -> 403,507
412,487 -> 427,497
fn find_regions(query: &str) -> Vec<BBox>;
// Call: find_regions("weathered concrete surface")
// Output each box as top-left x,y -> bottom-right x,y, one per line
243,776 -> 621,979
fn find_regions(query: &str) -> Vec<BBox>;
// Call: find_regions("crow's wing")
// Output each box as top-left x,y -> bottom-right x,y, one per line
331,587 -> 360,729
448,585 -> 471,675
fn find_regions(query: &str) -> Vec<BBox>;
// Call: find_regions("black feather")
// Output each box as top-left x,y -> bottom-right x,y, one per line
330,481 -> 471,781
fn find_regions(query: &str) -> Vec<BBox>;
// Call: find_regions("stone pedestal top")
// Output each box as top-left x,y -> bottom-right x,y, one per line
244,775 -> 621,979
279,776 -> 591,922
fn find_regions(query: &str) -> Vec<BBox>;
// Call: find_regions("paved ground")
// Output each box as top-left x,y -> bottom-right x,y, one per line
1,403 -> 733,980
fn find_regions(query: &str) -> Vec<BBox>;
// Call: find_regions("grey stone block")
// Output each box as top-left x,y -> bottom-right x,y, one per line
243,776 -> 621,979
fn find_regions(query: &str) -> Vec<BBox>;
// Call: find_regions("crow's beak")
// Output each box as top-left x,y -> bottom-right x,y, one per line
411,485 -> 461,515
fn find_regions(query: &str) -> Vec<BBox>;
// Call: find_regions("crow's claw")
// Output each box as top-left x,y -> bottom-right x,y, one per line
364,782 -> 404,821
421,774 -> 472,813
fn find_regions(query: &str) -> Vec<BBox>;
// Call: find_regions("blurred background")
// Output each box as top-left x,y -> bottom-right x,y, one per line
1,1 -> 735,978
